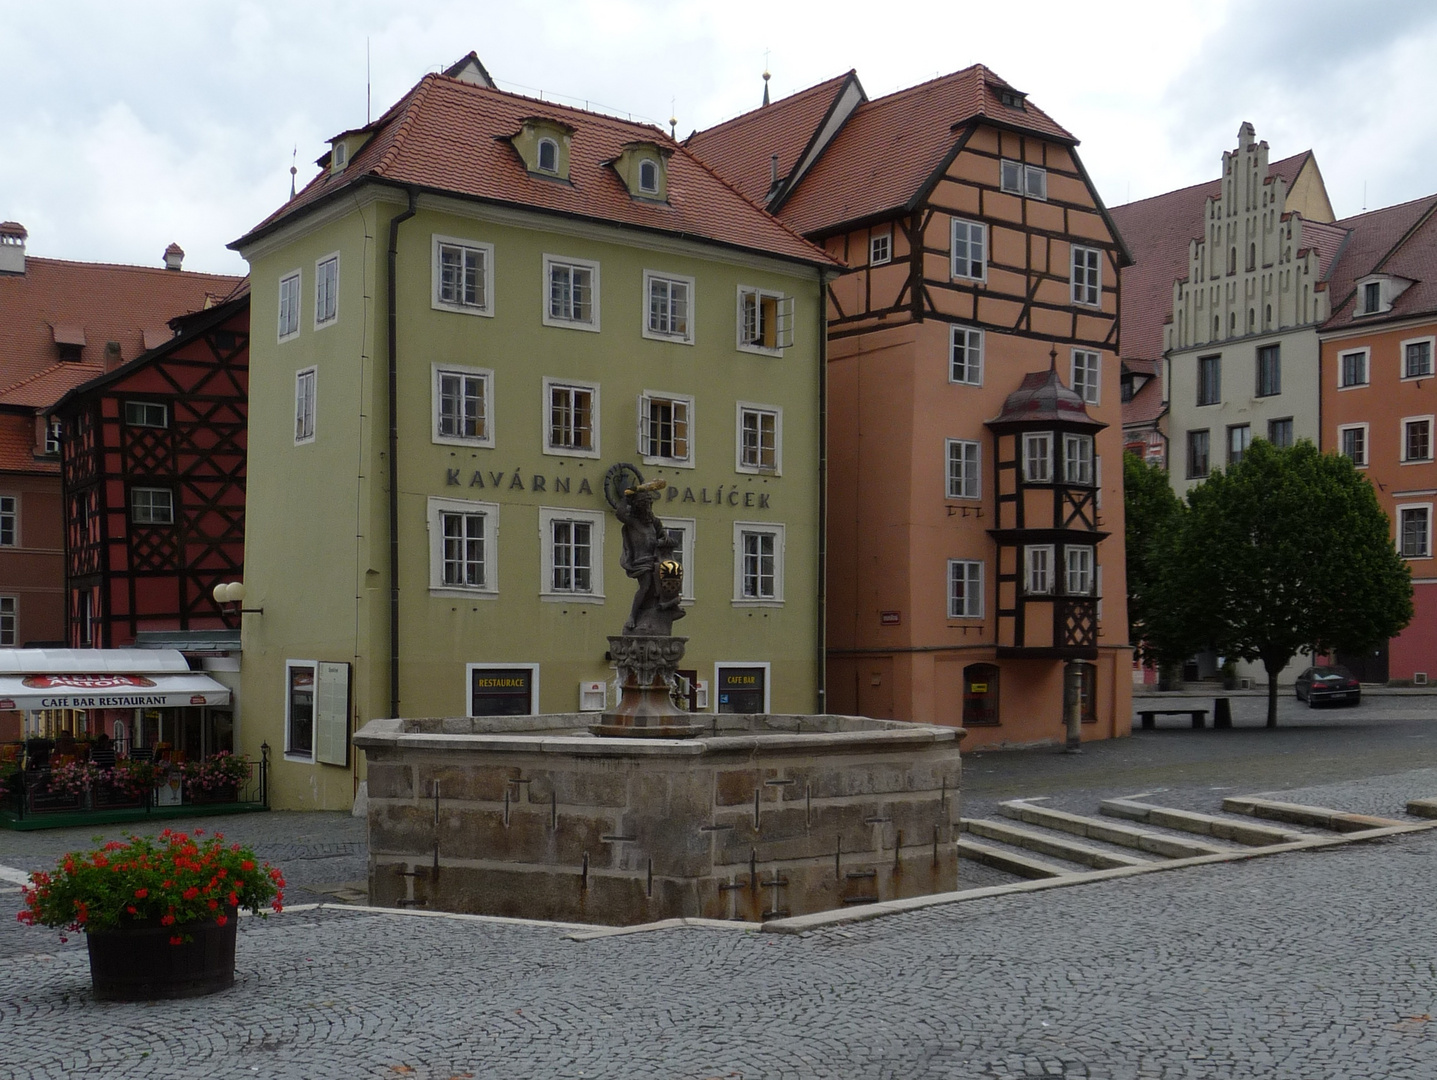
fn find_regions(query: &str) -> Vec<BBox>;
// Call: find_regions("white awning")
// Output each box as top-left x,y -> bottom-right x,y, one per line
0,672 -> 232,711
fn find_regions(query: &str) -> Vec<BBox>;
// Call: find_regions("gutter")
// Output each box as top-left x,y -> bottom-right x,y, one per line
816,268 -> 829,714
387,189 -> 418,718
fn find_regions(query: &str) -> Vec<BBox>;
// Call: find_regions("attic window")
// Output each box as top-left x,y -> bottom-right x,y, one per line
538,139 -> 558,173
639,159 -> 658,194
332,141 -> 348,171
998,88 -> 1026,110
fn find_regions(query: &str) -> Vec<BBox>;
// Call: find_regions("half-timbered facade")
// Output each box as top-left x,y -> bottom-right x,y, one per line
690,65 -> 1132,746
50,288 -> 249,649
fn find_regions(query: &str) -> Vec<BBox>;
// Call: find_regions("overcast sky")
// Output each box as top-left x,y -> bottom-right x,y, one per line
3,0 -> 1436,276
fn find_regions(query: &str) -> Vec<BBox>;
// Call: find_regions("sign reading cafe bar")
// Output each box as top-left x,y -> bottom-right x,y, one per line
0,673 -> 232,710
444,468 -> 775,510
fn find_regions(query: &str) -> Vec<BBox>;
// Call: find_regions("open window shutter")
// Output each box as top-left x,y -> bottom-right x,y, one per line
315,661 -> 351,766
775,296 -> 795,348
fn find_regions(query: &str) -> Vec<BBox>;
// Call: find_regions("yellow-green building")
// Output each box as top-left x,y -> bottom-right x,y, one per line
231,64 -> 838,809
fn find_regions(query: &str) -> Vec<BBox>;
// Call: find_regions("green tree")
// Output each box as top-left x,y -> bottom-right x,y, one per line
1180,439 -> 1412,726
1123,452 -> 1197,670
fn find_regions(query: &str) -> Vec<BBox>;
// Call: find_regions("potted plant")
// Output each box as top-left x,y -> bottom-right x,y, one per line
16,828 -> 285,999
102,757 -> 159,799
180,751 -> 252,804
46,759 -> 101,800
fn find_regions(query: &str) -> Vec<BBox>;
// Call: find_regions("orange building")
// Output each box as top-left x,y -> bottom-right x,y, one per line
1320,195 -> 1437,683
690,67 -> 1133,746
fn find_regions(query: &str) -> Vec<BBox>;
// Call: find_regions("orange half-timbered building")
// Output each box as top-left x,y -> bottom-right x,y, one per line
691,65 -> 1132,746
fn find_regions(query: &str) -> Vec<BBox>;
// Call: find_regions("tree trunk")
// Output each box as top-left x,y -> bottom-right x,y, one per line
1264,658 -> 1282,727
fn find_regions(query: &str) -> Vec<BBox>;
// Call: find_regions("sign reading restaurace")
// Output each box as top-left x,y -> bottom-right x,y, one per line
443,468 -> 773,509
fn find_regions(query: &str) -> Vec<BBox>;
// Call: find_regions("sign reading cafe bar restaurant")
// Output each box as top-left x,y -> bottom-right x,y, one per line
444,468 -> 775,510
0,671 -> 232,710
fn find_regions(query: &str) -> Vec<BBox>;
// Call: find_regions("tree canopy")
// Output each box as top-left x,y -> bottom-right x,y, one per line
1173,439 -> 1412,725
1123,452 -> 1193,666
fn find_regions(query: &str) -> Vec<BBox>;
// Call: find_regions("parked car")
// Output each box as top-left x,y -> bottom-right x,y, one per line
1294,666 -> 1362,707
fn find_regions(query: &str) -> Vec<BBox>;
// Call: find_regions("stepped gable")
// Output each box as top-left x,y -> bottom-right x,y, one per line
234,73 -> 836,269
685,71 -> 858,206
775,64 -> 1076,236
1323,194 -> 1437,329
1109,151 -> 1314,364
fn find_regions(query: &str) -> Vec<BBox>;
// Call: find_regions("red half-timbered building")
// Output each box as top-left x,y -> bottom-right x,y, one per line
690,65 -> 1132,745
51,287 -> 249,649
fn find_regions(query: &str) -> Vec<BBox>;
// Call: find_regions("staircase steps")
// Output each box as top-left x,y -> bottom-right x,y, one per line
954,838 -> 1072,880
997,800 -> 1233,859
1406,797 -> 1437,819
962,818 -> 1152,870
1221,796 -> 1407,833
1099,798 -> 1306,846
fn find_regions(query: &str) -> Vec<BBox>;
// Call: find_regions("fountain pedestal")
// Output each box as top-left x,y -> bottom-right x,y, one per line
593,635 -> 699,738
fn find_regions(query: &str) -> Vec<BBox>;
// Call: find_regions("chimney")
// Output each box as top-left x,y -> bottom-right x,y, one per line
163,242 -> 184,271
0,221 -> 27,275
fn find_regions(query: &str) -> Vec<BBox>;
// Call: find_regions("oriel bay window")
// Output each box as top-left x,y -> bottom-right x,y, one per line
540,508 -> 604,599
640,391 -> 692,465
545,378 -> 599,457
1063,434 -> 1094,486
1024,545 -> 1054,595
1023,432 -> 1052,483
433,365 -> 492,446
428,498 -> 497,594
1065,546 -> 1095,595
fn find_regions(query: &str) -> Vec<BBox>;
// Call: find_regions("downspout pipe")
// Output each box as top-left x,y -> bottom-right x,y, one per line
816,268 -> 829,715
388,189 -> 418,719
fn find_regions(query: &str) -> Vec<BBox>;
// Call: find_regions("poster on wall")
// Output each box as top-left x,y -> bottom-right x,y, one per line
315,662 -> 351,767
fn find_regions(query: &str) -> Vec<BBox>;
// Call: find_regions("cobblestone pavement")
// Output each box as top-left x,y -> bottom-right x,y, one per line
5,761 -> 1437,1079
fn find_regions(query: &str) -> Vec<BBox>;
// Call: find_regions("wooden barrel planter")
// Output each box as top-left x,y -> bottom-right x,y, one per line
86,910 -> 237,1000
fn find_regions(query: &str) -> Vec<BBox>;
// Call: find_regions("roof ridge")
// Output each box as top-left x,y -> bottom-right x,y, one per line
435,73 -> 673,142
1334,192 -> 1437,229
22,256 -> 240,281
863,63 -> 990,108
687,71 -> 855,141
0,360 -> 103,398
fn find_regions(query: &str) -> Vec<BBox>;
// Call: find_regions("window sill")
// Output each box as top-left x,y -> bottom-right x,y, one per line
640,455 -> 695,470
431,301 -> 494,318
542,444 -> 601,459
433,434 -> 496,449
1402,374 -> 1435,383
542,317 -> 601,334
313,318 -> 338,332
429,587 -> 499,600
736,465 -> 781,477
284,752 -> 315,764
736,344 -> 785,358
1401,459 -> 1434,466
1337,383 -> 1369,391
540,592 -> 604,603
732,598 -> 784,608
642,328 -> 694,346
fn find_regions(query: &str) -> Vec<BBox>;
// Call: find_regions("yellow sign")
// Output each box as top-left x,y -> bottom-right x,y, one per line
970,683 -> 988,694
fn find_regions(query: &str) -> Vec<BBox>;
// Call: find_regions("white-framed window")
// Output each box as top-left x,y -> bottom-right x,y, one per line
433,235 -> 494,316
544,377 -> 599,457
946,439 -> 980,500
950,326 -> 983,385
432,365 -> 493,447
639,391 -> 693,466
1338,423 -> 1368,467
736,403 -> 781,474
544,255 -> 600,331
0,495 -> 15,546
1065,546 -> 1094,595
0,595 -> 15,646
643,271 -> 694,344
294,367 -> 317,445
467,663 -> 540,717
1403,416 -> 1434,463
45,419 -> 61,455
1071,245 -> 1102,306
1023,432 -> 1053,483
948,559 -> 983,619
737,286 -> 794,354
951,218 -> 986,281
537,138 -> 559,174
1404,336 -> 1435,380
663,517 -> 697,602
734,521 -> 785,604
123,401 -> 168,428
285,660 -> 317,760
1338,348 -> 1369,389
314,253 -> 339,328
1024,545 -> 1054,595
131,487 -> 174,525
1399,504 -> 1432,559
870,228 -> 892,266
1071,349 -> 1100,404
427,497 -> 498,596
1000,160 -> 1047,200
278,271 -> 301,342
1064,433 -> 1094,485
638,158 -> 660,194
539,507 -> 605,600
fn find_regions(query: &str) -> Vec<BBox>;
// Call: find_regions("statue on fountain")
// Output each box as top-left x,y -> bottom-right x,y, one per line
614,476 -> 686,637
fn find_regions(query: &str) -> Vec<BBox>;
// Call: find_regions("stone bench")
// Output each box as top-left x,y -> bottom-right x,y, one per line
1138,709 -> 1209,730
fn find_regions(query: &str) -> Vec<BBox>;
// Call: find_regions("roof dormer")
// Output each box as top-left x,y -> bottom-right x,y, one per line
610,141 -> 672,202
511,117 -> 576,181
1354,273 -> 1413,318
320,129 -> 374,175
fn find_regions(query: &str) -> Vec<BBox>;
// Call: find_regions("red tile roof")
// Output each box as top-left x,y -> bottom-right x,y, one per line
771,65 -> 1078,236
685,72 -> 857,207
0,256 -> 240,399
0,362 -> 105,408
1123,371 -> 1166,428
1322,195 -> 1437,330
1108,152 -> 1314,362
235,74 -> 836,270
0,414 -> 52,475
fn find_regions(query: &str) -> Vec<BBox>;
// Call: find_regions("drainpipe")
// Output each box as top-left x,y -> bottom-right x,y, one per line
816,268 -> 829,715
388,189 -> 418,719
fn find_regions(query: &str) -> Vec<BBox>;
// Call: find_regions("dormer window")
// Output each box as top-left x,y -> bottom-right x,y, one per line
998,87 -> 1027,110
538,138 -> 558,173
514,118 -> 575,181
639,159 -> 659,194
612,142 -> 670,202
332,141 -> 347,171
1355,274 -> 1410,317
1364,281 -> 1381,313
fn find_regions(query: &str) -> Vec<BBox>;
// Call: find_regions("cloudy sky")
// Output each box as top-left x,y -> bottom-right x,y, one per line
3,0 -> 1435,276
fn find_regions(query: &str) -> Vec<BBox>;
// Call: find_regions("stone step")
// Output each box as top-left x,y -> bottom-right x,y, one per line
1099,798 -> 1305,846
954,838 -> 1070,880
1220,796 -> 1407,833
997,800 -> 1232,858
1406,797 -> 1437,819
962,818 -> 1152,870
